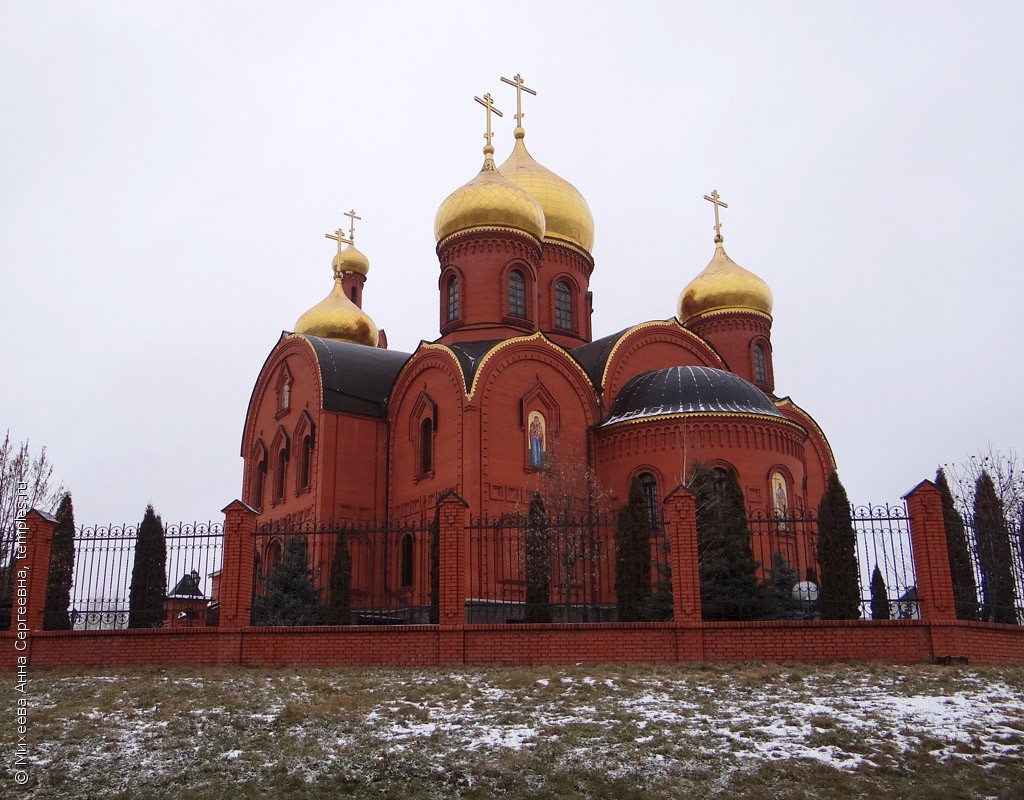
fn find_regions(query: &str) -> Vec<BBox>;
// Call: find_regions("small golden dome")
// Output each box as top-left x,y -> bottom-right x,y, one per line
333,243 -> 369,276
295,275 -> 379,346
498,127 -> 594,253
434,145 -> 546,244
678,238 -> 773,321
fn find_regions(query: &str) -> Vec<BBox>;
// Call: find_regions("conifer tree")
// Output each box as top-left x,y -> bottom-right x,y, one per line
253,537 -> 321,625
691,463 -> 776,621
615,477 -> 652,621
869,565 -> 890,620
936,468 -> 978,620
973,471 -> 1018,624
325,528 -> 352,625
128,505 -> 167,628
767,551 -> 802,619
44,493 -> 76,630
816,472 -> 861,620
524,492 -> 551,623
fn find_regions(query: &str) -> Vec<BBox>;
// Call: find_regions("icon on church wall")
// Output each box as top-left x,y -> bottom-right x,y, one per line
527,411 -> 546,468
772,471 -> 789,531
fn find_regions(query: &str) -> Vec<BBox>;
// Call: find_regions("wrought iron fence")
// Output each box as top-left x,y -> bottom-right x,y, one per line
962,518 -> 1024,625
746,503 -> 916,621
467,514 -> 673,624
252,519 -> 434,626
48,522 -> 223,631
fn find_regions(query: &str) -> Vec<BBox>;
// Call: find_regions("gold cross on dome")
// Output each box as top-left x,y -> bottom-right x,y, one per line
325,227 -> 353,256
703,189 -> 729,239
500,73 -> 537,126
343,209 -> 361,242
474,92 -> 503,148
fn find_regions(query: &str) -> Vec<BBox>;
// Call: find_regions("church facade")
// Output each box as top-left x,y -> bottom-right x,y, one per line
239,80 -> 835,556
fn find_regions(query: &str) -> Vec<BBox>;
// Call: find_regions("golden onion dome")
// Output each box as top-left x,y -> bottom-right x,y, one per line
498,127 -> 595,253
678,237 -> 773,321
295,274 -> 379,346
332,243 -> 369,276
434,144 -> 546,244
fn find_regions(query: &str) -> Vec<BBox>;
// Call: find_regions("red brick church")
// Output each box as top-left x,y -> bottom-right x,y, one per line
239,78 -> 835,548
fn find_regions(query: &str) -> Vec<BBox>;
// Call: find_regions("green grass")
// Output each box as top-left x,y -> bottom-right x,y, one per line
2,663 -> 1023,798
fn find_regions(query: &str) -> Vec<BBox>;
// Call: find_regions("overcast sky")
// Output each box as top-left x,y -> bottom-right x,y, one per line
2,2 -> 1021,527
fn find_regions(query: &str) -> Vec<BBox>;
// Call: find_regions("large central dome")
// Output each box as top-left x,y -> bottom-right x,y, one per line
434,145 -> 546,244
603,366 -> 782,426
499,127 -> 594,253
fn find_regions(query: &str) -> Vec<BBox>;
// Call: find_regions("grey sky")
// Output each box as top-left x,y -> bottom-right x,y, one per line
2,2 -> 1021,526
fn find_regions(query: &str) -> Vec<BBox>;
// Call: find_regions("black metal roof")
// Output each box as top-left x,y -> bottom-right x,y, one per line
444,340 -> 503,392
303,336 -> 412,417
603,366 -> 782,426
570,328 -> 630,387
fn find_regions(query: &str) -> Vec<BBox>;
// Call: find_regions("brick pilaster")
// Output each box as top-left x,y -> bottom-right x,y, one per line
21,510 -> 56,635
219,500 -> 258,627
436,491 -> 469,665
904,480 -> 963,661
662,486 -> 702,623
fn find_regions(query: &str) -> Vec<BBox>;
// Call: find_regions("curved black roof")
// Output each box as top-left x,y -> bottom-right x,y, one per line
603,366 -> 782,426
303,336 -> 412,417
570,328 -> 630,387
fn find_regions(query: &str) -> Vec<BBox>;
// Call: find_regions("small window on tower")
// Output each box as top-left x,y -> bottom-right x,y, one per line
754,344 -> 767,383
446,275 -> 460,323
509,270 -> 526,317
274,448 -> 287,503
555,281 -> 573,330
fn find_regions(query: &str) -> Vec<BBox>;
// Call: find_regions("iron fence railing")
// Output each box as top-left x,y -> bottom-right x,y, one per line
252,519 -> 434,626
747,504 -> 916,621
467,514 -> 673,624
49,522 -> 223,631
962,518 -> 1024,625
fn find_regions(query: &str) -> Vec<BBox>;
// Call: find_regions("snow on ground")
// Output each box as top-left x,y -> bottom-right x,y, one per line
11,666 -> 1024,795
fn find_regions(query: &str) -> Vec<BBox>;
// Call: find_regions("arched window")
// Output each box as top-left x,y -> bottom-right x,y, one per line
753,344 -> 767,383
554,281 -> 573,330
446,274 -> 460,323
253,458 -> 267,510
638,472 -> 659,525
400,534 -> 414,588
509,269 -> 526,317
274,447 -> 288,502
299,433 -> 313,490
420,417 -> 434,476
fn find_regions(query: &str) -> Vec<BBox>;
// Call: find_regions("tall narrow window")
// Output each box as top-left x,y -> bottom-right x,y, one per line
555,281 -> 573,330
274,448 -> 287,502
253,458 -> 267,510
420,417 -> 434,475
753,344 -> 767,383
509,269 -> 526,317
299,433 -> 313,490
638,472 -> 659,525
400,534 -> 414,588
446,275 -> 460,323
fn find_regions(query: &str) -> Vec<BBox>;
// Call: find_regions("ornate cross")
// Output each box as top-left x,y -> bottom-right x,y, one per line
325,227 -> 353,256
343,209 -> 361,242
474,92 -> 503,148
500,73 -> 537,126
703,189 -> 729,238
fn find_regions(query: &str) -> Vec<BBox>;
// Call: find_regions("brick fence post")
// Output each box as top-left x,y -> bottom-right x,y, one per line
219,500 -> 258,627
21,510 -> 57,635
663,485 -> 704,662
904,480 -> 963,660
437,491 -> 469,665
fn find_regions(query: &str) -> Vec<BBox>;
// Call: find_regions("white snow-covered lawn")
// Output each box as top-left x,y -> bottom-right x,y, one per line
6,664 -> 1023,798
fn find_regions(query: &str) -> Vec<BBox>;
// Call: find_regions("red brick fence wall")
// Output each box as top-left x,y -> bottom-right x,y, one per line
4,482 -> 1022,670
